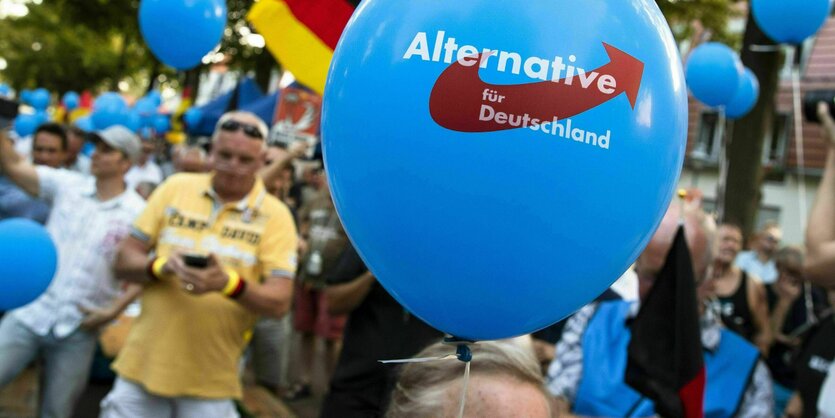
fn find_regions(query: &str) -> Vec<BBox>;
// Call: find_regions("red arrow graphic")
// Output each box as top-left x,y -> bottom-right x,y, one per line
429,43 -> 644,133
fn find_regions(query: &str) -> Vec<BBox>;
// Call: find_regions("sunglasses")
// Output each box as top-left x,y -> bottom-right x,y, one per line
220,119 -> 264,140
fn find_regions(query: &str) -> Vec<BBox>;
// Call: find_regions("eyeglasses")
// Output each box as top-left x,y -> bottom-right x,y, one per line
220,119 -> 264,140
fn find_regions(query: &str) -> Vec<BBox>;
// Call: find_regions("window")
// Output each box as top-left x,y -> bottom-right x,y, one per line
690,111 -> 724,163
763,113 -> 791,166
780,39 -> 815,80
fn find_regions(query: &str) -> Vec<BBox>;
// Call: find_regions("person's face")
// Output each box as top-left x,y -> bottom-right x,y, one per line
210,118 -> 264,197
90,141 -> 131,179
450,375 -> 551,418
32,132 -> 66,168
716,225 -> 742,266
776,259 -> 803,292
66,131 -> 85,159
758,227 -> 782,256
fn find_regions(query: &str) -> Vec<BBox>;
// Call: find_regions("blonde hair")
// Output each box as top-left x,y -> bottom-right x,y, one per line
386,340 -> 550,418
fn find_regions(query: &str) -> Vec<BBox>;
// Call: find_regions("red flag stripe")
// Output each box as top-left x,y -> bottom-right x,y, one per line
283,0 -> 356,50
678,367 -> 706,418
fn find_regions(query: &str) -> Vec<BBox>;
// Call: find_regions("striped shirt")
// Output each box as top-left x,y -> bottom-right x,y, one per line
12,167 -> 145,338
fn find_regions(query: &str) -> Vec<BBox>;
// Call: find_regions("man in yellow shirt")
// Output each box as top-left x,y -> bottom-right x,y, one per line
100,111 -> 298,418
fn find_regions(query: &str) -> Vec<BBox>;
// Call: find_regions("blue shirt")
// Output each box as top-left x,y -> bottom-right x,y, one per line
0,175 -> 50,223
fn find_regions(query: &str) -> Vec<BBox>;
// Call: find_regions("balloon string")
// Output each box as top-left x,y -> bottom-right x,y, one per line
457,360 -> 471,418
716,109 -> 729,221
792,63 -> 809,235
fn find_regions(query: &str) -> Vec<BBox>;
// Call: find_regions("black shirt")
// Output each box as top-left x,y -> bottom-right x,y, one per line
795,313 -> 835,418
320,244 -> 442,418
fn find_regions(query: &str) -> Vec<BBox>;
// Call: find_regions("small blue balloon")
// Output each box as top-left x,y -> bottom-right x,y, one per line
324,0 -> 689,340
0,219 -> 57,310
74,116 -> 95,132
686,42 -> 742,108
139,0 -> 227,70
145,91 -> 163,107
34,110 -> 49,125
752,0 -> 832,45
30,88 -> 50,111
20,89 -> 33,105
12,114 -> 39,137
0,84 -> 10,97
153,114 -> 171,133
63,91 -> 80,111
92,92 -> 128,130
183,108 -> 203,127
81,141 -> 95,157
726,68 -> 760,120
124,111 -> 143,133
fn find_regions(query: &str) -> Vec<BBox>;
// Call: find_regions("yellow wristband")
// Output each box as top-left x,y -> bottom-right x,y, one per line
222,269 -> 241,296
151,256 -> 169,279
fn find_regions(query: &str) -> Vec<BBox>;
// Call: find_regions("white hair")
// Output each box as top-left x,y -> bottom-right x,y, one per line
213,111 -> 269,146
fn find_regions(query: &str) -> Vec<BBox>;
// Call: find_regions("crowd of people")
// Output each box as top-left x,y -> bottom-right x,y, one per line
0,98 -> 832,418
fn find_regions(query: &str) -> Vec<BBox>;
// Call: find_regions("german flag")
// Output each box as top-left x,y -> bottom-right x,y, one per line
248,0 -> 360,95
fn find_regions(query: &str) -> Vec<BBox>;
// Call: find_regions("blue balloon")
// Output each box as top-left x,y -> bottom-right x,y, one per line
153,114 -> 171,133
81,141 -> 95,157
30,88 -> 50,111
34,110 -> 49,125
92,93 -> 128,130
63,91 -> 80,111
12,114 -> 39,137
183,107 -> 203,127
0,219 -> 57,310
752,0 -> 832,45
19,89 -> 33,105
139,0 -> 227,70
145,90 -> 163,107
0,84 -> 10,97
74,115 -> 95,132
726,68 -> 760,120
686,43 -> 742,108
124,111 -> 143,133
323,0 -> 689,340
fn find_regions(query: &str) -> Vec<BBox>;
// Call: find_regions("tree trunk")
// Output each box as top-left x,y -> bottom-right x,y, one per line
253,49 -> 277,93
720,12 -> 784,240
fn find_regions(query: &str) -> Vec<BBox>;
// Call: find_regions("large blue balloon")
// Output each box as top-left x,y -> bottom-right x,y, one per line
138,0 -> 227,70
726,68 -> 760,120
30,88 -> 50,111
752,0 -> 832,45
0,219 -> 57,310
74,116 -> 95,132
686,43 -> 742,108
153,114 -> 171,133
323,0 -> 689,340
12,114 -> 39,137
63,91 -> 80,111
19,89 -> 33,105
92,93 -> 128,130
124,111 -> 143,133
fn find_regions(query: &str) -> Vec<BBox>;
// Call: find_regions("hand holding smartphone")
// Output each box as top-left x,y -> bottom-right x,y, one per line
182,253 -> 209,269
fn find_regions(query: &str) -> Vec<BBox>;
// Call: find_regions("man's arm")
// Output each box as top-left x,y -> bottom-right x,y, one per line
79,284 -> 143,330
259,141 -> 307,187
114,234 -> 157,284
805,103 -> 835,288
0,130 -> 39,196
748,276 -> 772,354
325,270 -> 375,315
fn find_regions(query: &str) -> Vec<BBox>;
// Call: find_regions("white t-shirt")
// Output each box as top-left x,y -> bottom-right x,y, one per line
820,362 -> 835,418
125,160 -> 163,191
735,251 -> 778,284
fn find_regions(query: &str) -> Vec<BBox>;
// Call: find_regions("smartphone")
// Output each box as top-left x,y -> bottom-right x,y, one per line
0,97 -> 19,130
183,254 -> 209,269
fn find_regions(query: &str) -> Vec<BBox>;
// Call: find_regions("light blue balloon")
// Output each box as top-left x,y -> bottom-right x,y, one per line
145,90 -> 163,107
726,68 -> 760,120
138,0 -> 227,70
74,116 -> 95,132
124,111 -> 143,133
153,114 -> 171,133
63,91 -> 80,111
19,89 -> 33,105
686,43 -> 742,108
34,110 -> 48,125
0,84 -> 10,97
30,88 -> 50,111
12,114 -> 39,137
752,0 -> 832,45
323,0 -> 689,340
183,107 -> 203,127
92,92 -> 128,130
0,219 -> 57,310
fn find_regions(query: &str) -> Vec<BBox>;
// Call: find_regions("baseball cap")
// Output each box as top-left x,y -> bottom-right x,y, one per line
88,126 -> 142,164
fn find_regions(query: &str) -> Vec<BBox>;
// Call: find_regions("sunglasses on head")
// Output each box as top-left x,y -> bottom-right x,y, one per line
220,119 -> 264,140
